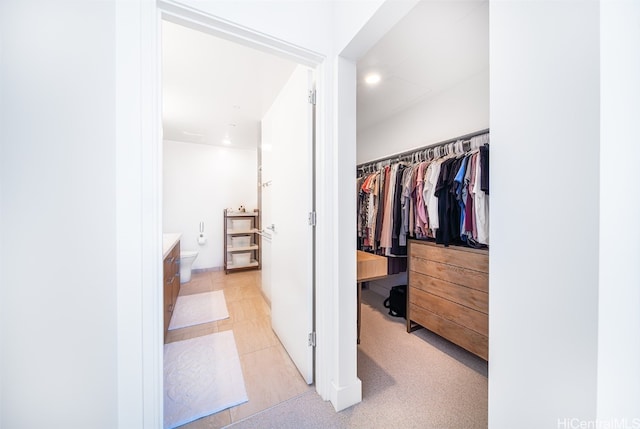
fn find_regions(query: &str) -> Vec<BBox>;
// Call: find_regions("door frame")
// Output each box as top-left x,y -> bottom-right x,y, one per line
118,0 -> 395,425
157,0 -> 324,417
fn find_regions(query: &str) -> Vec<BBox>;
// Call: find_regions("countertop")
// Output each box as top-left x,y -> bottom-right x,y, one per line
162,233 -> 181,259
356,250 -> 388,282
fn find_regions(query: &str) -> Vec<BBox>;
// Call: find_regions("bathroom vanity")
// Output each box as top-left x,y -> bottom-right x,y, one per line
162,233 -> 181,340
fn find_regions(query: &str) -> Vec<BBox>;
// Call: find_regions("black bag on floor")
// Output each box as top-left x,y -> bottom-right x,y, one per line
383,285 -> 407,319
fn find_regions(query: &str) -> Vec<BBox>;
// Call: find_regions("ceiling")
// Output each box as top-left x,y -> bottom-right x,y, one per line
162,20 -> 297,149
357,0 -> 489,131
162,0 -> 489,148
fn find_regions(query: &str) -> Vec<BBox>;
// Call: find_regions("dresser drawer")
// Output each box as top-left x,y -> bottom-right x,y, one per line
410,257 -> 488,293
410,304 -> 488,360
410,287 -> 488,336
410,271 -> 488,314
410,241 -> 488,273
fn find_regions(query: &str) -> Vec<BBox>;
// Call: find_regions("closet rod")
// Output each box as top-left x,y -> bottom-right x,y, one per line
356,128 -> 489,170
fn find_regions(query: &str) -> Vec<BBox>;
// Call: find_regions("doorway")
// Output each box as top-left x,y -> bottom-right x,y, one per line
161,15 -> 317,426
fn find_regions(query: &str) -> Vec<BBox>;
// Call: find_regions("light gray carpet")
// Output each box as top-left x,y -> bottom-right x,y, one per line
226,287 -> 488,429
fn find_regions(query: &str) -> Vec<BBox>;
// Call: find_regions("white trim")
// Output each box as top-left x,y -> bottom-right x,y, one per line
141,2 -> 164,426
311,59 -> 334,402
159,0 -> 324,67
330,379 -> 363,412
116,1 -> 162,427
326,55 -> 361,412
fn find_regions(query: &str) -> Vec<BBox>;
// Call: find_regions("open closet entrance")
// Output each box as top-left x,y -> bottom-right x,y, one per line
353,0 -> 490,425
160,10 -> 317,427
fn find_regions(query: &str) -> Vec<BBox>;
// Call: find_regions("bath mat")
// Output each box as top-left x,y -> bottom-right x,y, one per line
168,290 -> 229,330
164,331 -> 248,428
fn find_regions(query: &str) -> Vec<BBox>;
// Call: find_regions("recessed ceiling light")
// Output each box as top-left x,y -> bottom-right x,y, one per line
365,73 -> 381,85
182,130 -> 204,137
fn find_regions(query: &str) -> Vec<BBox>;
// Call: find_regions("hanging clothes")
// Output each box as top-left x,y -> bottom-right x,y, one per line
357,132 -> 489,255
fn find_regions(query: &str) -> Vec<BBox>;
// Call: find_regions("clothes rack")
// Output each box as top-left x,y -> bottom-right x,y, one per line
356,128 -> 489,252
357,128 -> 489,175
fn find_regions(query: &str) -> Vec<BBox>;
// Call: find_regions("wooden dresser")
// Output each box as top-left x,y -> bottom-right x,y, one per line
407,240 -> 489,360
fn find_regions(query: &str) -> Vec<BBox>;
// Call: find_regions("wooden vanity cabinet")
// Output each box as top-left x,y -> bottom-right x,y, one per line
163,241 -> 180,340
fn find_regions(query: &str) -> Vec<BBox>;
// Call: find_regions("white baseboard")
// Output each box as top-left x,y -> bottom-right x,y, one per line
330,377 -> 362,412
192,266 -> 223,273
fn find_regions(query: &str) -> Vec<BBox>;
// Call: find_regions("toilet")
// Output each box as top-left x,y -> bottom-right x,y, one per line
180,250 -> 198,283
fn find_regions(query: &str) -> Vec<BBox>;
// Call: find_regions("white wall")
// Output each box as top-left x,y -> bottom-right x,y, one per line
489,1 -> 600,427
163,140 -> 257,270
598,0 -> 640,420
357,69 -> 489,164
0,1 -> 118,427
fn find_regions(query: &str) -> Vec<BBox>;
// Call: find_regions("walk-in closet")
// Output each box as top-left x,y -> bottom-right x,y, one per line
353,1 -> 490,426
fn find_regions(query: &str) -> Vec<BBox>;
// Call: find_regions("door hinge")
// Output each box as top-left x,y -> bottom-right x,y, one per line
308,332 -> 316,347
308,211 -> 316,226
308,89 -> 316,105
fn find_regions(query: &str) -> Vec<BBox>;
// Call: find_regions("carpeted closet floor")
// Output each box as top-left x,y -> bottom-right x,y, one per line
227,286 -> 489,429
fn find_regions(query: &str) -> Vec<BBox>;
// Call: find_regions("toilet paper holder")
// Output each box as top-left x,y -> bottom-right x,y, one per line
198,221 -> 207,245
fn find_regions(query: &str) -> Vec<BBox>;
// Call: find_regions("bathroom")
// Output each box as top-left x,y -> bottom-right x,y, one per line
160,19 -> 315,425
163,140 -> 258,277
161,18 -> 300,278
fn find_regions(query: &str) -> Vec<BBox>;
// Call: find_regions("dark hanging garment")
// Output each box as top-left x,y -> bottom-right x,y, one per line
435,157 -> 464,247
434,158 -> 454,245
391,164 -> 407,255
357,176 -> 366,250
375,166 -> 389,248
446,157 -> 463,245
387,255 -> 407,275
480,144 -> 489,195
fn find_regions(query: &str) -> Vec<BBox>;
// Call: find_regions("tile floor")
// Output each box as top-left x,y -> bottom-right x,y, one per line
165,270 -> 311,428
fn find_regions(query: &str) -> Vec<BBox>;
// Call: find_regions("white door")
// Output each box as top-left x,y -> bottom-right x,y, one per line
261,65 -> 314,384
260,167 -> 273,303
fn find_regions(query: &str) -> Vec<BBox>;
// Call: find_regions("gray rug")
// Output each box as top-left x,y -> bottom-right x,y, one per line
168,290 -> 229,330
164,331 -> 248,428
